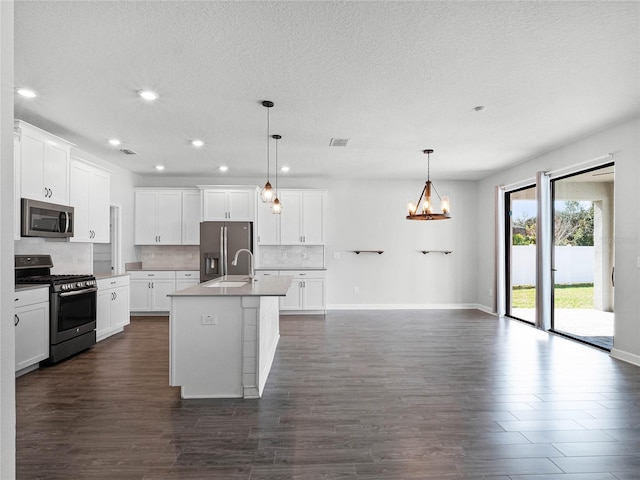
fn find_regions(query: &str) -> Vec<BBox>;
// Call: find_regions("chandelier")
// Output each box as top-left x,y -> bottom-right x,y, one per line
406,149 -> 451,221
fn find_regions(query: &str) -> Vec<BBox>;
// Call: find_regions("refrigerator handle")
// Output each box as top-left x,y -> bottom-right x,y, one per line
224,226 -> 229,276
220,226 -> 225,275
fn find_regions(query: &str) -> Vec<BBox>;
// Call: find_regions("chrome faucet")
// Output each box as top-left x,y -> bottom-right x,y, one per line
231,249 -> 255,283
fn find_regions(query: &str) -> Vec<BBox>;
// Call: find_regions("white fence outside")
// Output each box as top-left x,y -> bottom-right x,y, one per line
511,246 -> 594,286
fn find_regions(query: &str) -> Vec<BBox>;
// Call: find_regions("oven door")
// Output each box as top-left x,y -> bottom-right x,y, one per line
50,288 -> 97,344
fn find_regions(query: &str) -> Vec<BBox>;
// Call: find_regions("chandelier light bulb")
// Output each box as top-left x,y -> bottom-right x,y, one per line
271,198 -> 282,214
260,182 -> 274,202
441,196 -> 450,215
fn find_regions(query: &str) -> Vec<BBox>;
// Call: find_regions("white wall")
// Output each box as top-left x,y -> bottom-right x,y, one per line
477,117 -> 640,365
138,175 -> 480,309
0,1 -> 15,477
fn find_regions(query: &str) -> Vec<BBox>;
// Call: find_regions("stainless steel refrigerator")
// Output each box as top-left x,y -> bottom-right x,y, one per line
200,221 -> 253,283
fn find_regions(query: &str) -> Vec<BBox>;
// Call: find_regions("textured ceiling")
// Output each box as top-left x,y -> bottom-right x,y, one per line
13,1 -> 640,181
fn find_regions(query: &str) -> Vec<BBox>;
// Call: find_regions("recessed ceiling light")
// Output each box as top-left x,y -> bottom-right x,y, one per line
474,105 -> 486,112
108,138 -> 121,146
138,90 -> 159,101
218,165 -> 228,172
191,139 -> 204,147
155,165 -> 165,171
17,88 -> 38,98
281,166 -> 290,172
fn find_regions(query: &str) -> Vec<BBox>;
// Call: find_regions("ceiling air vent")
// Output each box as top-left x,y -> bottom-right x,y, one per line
120,148 -> 137,155
330,138 -> 349,147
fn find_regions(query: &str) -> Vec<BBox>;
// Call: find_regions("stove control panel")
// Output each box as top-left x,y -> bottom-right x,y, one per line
60,279 -> 97,291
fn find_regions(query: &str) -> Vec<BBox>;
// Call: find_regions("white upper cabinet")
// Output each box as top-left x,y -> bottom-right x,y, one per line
134,189 -> 201,245
279,190 -> 326,245
134,190 -> 182,245
256,198 -> 280,245
69,159 -> 111,243
201,187 -> 256,221
15,120 -> 73,206
181,190 -> 202,245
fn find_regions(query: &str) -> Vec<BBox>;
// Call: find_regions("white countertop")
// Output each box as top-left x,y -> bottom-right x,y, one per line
168,275 -> 292,297
95,273 -> 130,280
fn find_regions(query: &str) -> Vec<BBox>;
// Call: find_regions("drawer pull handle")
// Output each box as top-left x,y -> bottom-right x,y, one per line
15,315 -> 20,326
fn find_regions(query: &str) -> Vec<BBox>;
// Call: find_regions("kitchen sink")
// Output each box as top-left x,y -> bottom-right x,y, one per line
206,281 -> 247,288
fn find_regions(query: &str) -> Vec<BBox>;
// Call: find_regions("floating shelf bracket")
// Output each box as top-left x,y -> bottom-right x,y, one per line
420,250 -> 452,255
353,250 -> 384,255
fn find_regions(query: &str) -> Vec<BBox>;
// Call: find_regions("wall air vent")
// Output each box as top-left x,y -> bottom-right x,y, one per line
330,138 -> 349,147
120,148 -> 137,155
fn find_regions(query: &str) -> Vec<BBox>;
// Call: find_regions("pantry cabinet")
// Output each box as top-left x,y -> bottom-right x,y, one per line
134,190 -> 182,245
70,159 -> 111,243
15,287 -> 50,374
14,120 -> 72,206
96,276 -> 130,341
201,187 -> 256,221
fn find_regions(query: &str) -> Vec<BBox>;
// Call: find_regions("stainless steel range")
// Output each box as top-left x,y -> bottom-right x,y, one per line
15,255 -> 97,364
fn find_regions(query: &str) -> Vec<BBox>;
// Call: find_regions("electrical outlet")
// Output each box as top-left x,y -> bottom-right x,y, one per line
282,252 -> 287,260
489,288 -> 493,296
201,314 -> 217,325
354,286 -> 359,294
302,252 -> 308,260
333,252 -> 340,260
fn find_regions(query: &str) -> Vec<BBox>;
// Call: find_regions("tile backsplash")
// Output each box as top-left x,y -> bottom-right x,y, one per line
15,238 -> 92,274
258,245 -> 324,269
138,245 -> 200,270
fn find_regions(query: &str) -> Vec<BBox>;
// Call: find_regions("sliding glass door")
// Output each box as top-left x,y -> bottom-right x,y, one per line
506,185 -> 537,323
551,164 -> 615,350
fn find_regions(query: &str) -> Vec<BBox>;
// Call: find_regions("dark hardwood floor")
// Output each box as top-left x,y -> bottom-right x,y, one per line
16,310 -> 640,479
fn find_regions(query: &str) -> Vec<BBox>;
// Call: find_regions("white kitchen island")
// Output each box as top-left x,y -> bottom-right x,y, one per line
168,275 -> 292,399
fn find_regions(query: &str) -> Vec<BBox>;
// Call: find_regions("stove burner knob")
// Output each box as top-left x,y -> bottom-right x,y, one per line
76,282 -> 83,288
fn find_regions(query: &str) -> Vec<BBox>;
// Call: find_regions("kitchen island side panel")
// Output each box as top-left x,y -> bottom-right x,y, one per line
170,296 -> 243,398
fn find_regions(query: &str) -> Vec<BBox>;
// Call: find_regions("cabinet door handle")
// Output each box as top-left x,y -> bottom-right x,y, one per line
185,274 -> 191,277
158,236 -> 161,242
114,292 -> 117,300
14,314 -> 19,326
148,282 -> 151,288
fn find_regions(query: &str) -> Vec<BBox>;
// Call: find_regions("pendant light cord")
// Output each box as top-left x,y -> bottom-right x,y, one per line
266,107 -> 271,182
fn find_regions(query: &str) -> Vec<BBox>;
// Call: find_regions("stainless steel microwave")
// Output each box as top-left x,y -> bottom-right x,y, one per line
21,198 -> 74,238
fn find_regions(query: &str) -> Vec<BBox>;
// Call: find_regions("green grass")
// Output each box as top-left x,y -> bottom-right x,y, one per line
511,283 -> 594,309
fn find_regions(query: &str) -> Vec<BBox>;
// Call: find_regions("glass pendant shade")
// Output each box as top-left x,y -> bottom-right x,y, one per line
271,197 -> 282,214
260,182 -> 274,202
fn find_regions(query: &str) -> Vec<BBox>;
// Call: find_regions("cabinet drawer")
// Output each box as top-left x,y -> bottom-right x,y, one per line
255,270 -> 279,278
14,287 -> 49,307
128,271 -> 176,280
97,275 -> 130,290
284,270 -> 326,279
176,271 -> 199,279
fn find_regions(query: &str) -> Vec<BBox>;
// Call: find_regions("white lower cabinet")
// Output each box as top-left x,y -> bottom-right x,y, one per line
129,271 -> 177,312
14,287 -> 50,375
257,270 -> 326,313
96,276 -> 130,341
176,270 -> 199,291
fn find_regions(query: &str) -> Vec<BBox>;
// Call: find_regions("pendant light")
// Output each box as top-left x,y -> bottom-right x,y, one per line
406,149 -> 451,220
260,100 -> 275,203
271,134 -> 282,214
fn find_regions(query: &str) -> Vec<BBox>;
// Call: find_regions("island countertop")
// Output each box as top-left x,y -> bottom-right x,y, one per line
168,275 -> 292,297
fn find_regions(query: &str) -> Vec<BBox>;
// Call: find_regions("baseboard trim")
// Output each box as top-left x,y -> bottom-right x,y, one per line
326,303 -> 488,311
610,348 -> 640,367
